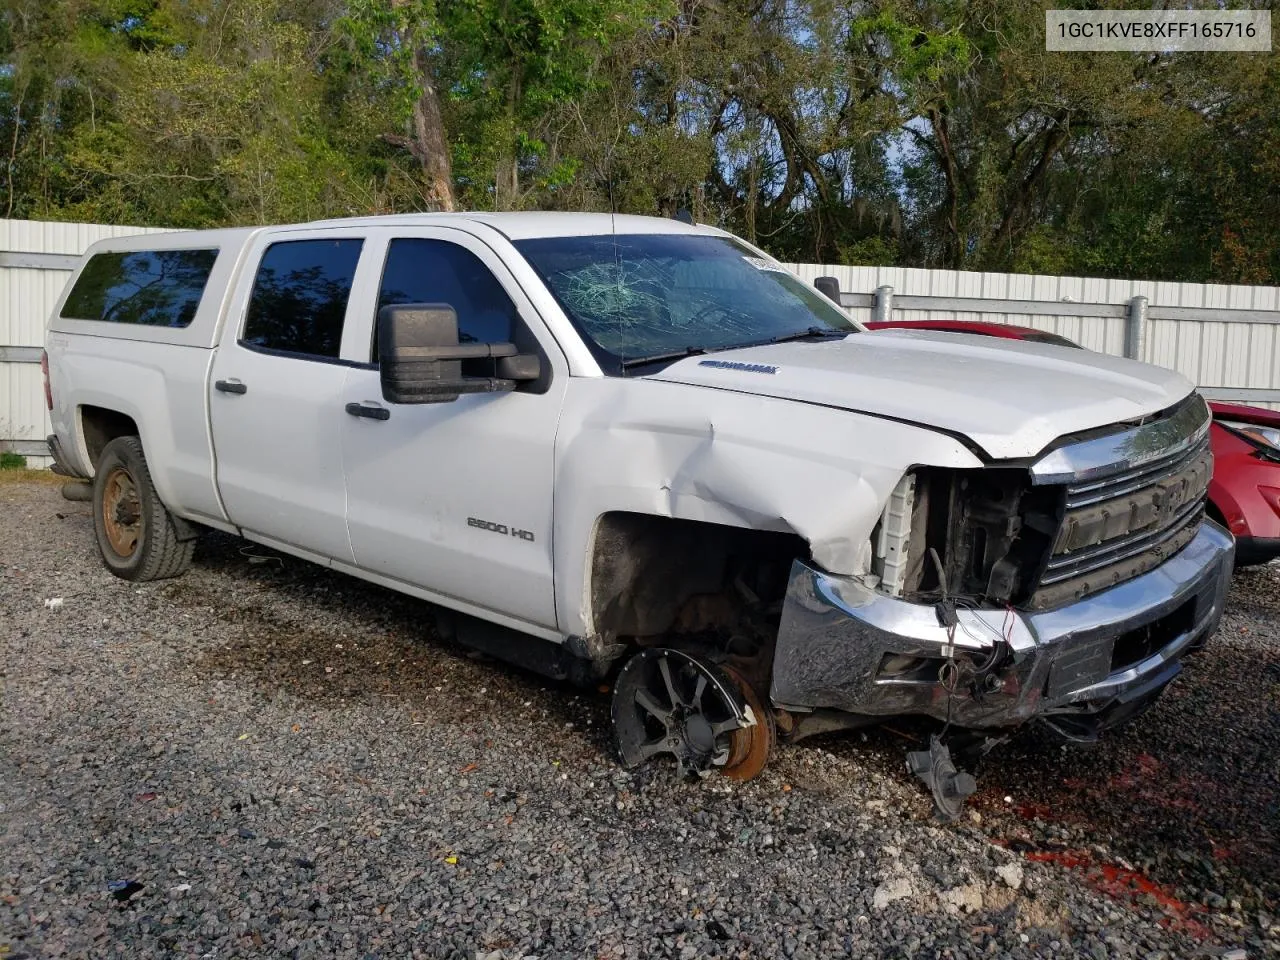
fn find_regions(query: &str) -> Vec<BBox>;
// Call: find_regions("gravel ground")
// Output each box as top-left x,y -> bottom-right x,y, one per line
2,476 -> 1277,959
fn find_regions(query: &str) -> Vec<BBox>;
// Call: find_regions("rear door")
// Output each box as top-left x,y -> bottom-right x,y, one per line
209,230 -> 375,562
339,227 -> 568,629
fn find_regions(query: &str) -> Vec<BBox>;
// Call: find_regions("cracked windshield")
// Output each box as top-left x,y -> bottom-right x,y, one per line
515,233 -> 856,370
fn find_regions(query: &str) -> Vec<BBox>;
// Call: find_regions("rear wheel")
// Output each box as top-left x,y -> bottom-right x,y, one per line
611,648 -> 775,780
92,436 -> 194,581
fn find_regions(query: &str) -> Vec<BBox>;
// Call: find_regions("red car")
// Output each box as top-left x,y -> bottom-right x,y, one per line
866,320 -> 1280,566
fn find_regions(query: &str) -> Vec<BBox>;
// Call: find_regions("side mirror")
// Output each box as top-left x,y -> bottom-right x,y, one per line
814,276 -> 842,305
378,302 -> 542,404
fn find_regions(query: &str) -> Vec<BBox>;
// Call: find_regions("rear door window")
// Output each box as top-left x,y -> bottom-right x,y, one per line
242,239 -> 364,359
61,249 -> 219,327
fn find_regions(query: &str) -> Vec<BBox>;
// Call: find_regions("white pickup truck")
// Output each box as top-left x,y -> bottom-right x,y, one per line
43,213 -> 1232,810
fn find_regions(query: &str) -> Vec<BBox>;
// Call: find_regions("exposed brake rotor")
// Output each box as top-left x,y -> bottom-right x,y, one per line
721,664 -> 775,780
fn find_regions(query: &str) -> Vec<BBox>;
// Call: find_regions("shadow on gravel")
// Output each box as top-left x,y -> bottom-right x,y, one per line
179,532 -> 615,758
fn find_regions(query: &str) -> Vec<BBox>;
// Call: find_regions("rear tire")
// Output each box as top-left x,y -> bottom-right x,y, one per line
92,436 -> 194,581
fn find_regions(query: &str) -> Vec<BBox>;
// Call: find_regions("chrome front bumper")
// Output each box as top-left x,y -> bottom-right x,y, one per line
770,522 -> 1234,731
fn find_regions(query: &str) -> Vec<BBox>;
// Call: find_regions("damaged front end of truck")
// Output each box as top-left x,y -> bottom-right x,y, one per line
769,393 -> 1232,815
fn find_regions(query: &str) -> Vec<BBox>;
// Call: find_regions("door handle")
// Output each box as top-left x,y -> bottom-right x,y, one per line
345,401 -> 390,421
215,379 -> 247,395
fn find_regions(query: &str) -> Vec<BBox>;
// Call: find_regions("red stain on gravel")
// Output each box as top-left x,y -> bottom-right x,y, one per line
1007,753 -> 1210,821
981,773 -> 1219,942
1025,848 -> 1212,940
1013,801 -> 1053,820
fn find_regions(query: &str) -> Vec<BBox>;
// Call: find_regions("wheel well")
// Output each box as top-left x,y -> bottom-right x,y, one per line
588,512 -> 809,642
80,406 -> 139,469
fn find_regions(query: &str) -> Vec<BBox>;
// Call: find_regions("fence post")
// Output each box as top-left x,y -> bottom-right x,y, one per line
1125,295 -> 1148,360
872,285 -> 894,323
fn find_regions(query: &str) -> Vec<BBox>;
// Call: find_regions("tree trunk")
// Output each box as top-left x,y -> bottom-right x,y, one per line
494,155 -> 519,210
494,72 -> 521,210
989,112 -> 1071,260
928,105 -> 963,270
410,46 -> 454,212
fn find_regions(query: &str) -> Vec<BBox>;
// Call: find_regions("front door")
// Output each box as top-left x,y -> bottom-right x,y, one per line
339,229 -> 566,630
209,233 -> 370,563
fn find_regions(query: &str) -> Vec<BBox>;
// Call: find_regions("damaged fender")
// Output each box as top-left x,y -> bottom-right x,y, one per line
551,376 -> 983,640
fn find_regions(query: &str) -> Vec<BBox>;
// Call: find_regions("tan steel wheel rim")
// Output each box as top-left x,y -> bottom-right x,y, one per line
102,466 -> 142,558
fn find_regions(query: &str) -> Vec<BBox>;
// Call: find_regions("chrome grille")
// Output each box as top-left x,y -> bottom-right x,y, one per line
1030,395 -> 1213,606
1063,436 -> 1210,510
1043,492 -> 1205,586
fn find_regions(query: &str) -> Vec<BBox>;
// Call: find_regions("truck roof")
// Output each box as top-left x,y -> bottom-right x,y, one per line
48,212 -> 730,353
301,211 -> 718,240
93,212 -> 718,248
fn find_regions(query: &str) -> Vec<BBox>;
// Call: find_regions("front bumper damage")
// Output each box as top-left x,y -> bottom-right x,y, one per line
771,522 -> 1234,735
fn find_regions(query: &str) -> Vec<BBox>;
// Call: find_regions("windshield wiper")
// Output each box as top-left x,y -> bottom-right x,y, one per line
715,326 -> 847,353
619,328 -> 845,372
769,325 -> 847,344
619,345 -> 706,372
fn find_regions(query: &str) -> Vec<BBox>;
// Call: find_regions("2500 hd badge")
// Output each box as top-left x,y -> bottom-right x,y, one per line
468,516 -> 536,542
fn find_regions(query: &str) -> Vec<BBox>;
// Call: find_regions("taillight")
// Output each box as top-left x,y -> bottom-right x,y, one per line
41,349 -> 52,410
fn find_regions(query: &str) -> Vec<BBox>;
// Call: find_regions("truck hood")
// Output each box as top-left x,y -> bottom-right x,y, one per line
646,329 -> 1194,460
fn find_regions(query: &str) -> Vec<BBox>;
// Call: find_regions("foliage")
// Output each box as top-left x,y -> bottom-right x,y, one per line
2,0 -> 1279,281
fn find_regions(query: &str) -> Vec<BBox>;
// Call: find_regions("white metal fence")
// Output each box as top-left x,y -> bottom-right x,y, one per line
2,218 -> 1278,468
785,262 -> 1280,408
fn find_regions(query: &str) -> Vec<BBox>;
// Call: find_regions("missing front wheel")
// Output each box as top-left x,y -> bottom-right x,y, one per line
611,648 -> 774,780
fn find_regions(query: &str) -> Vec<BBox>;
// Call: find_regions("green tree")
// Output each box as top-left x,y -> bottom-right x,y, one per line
3,0 -> 1280,285
339,0 -> 455,211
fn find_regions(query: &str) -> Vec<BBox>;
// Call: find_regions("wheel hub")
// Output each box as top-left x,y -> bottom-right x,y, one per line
660,703 -> 720,774
682,710 -> 715,753
101,466 -> 142,558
